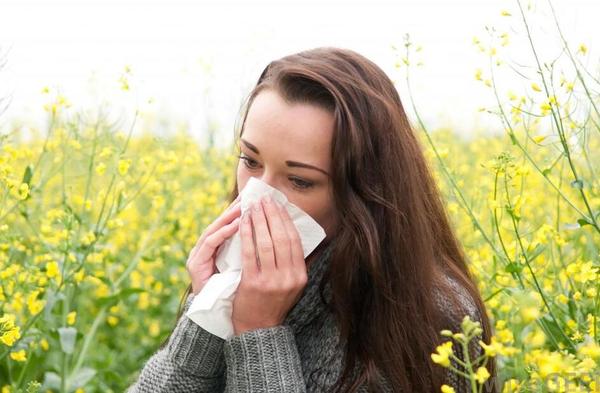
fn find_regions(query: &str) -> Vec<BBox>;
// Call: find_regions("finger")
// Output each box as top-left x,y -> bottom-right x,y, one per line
261,197 -> 292,270
196,202 -> 241,247
278,203 -> 304,271
226,195 -> 241,210
240,210 -> 259,277
192,216 -> 241,266
189,197 -> 241,261
251,199 -> 276,273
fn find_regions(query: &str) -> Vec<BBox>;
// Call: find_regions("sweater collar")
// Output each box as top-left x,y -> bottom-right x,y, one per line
284,240 -> 334,333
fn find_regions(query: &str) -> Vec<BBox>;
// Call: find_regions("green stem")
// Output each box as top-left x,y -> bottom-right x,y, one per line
503,172 -> 576,352
516,0 -> 600,235
402,42 -> 504,265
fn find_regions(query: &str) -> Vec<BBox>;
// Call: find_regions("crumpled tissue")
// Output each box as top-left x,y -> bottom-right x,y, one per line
185,176 -> 326,339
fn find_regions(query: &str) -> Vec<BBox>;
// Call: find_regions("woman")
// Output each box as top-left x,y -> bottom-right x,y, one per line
127,47 -> 497,392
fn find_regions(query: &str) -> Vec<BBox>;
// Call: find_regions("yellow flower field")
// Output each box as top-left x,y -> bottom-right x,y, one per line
1,2 -> 599,392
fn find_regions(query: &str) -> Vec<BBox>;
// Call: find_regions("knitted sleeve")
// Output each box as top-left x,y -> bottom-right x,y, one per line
222,324 -> 307,392
125,293 -> 226,393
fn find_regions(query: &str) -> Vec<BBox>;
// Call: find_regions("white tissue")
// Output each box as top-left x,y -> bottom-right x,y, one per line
185,177 -> 327,339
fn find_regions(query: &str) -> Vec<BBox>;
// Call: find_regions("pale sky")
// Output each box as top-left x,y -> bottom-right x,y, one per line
0,0 -> 597,147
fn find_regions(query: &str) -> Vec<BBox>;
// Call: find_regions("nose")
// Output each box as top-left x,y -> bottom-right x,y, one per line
255,173 -> 277,190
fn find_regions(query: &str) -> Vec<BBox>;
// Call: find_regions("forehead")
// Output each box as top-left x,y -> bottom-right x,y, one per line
243,89 -> 334,167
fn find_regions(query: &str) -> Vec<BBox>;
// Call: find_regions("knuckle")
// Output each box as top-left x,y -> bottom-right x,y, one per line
241,223 -> 252,235
296,271 -> 308,286
288,231 -> 301,243
257,241 -> 273,254
271,232 -> 288,245
241,248 -> 255,260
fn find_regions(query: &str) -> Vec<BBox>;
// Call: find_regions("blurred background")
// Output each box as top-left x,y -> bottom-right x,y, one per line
0,0 -> 597,146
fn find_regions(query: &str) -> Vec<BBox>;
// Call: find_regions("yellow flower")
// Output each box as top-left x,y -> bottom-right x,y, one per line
68,140 -> 82,150
474,68 -> 483,81
17,183 -> 29,200
579,261 -> 598,282
531,82 -> 542,92
540,101 -> 552,112
138,292 -> 150,310
67,311 -> 77,325
149,321 -> 160,337
502,379 -> 521,392
95,162 -> 107,175
40,338 -> 49,351
500,10 -> 511,16
27,291 -> 46,315
479,337 -> 504,357
118,159 -> 131,176
521,306 -> 540,323
441,385 -> 455,393
107,316 -> 119,326
565,82 -> 574,92
431,341 -> 453,368
474,366 -> 490,384
10,349 -> 26,362
80,231 -> 96,247
46,261 -> 60,278
0,326 -> 21,346
578,43 -> 587,55
74,270 -> 85,283
99,147 -> 113,159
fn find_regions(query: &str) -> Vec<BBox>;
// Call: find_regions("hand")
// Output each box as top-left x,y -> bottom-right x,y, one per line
231,195 -> 307,336
186,195 -> 241,295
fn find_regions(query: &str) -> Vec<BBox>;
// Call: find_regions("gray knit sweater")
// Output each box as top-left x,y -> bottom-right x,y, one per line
126,244 -> 486,392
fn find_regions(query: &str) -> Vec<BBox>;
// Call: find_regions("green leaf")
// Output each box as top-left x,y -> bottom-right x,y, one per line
505,262 -> 523,274
96,287 -> 146,308
22,165 -> 33,185
527,244 -> 546,262
44,289 -> 63,323
58,327 -> 77,354
542,168 -> 551,177
117,191 -> 124,210
67,367 -> 97,389
576,218 -> 592,227
538,316 -> 566,351
42,372 -> 61,390
567,295 -> 577,320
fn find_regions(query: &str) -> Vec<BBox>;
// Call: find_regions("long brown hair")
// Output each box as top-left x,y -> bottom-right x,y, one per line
163,46 -> 497,392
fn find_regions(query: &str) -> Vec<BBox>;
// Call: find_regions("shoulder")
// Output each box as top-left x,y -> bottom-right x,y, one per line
432,270 -> 483,334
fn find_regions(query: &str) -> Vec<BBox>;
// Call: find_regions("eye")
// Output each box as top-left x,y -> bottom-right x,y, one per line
238,154 -> 314,191
290,177 -> 314,190
237,154 -> 259,170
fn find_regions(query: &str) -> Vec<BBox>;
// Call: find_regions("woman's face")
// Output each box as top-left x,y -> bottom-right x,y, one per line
236,88 -> 337,240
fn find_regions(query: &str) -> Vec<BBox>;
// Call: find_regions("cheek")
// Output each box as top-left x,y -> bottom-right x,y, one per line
288,192 -> 335,232
236,165 -> 249,194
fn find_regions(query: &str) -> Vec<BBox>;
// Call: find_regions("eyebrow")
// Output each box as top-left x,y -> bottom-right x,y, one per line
240,138 -> 330,177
